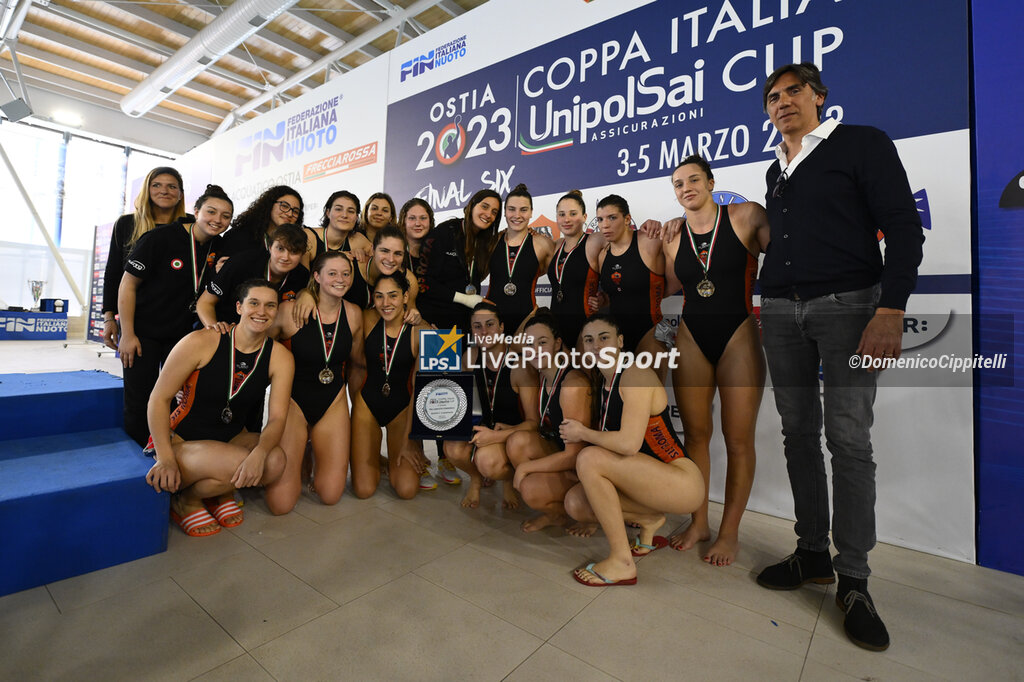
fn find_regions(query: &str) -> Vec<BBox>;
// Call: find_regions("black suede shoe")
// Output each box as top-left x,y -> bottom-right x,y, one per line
756,548 -> 835,590
836,587 -> 890,651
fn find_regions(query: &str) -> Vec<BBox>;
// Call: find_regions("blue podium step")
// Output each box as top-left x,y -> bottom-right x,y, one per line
0,427 -> 168,597
0,371 -> 123,441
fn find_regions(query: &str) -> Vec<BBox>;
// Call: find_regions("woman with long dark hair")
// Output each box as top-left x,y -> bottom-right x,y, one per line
561,315 -> 704,586
548,189 -> 602,347
360,191 -> 397,245
349,273 -> 433,499
308,190 -> 373,309
399,197 -> 434,274
220,185 -> 304,260
486,184 -> 554,334
415,189 -> 501,332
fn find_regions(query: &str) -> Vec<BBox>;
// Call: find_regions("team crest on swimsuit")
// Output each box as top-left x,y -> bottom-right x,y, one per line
170,258 -> 184,270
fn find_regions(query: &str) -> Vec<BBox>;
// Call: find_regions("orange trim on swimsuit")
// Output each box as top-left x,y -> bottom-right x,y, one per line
169,369 -> 200,431
643,413 -> 686,463
648,272 -> 665,325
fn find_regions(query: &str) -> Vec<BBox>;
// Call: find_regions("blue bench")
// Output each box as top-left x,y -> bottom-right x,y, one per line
0,372 -> 168,597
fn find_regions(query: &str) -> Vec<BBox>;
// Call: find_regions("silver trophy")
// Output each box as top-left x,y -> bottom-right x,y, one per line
28,280 -> 45,310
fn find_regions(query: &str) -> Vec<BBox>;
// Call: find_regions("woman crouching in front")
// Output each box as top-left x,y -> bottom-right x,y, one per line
144,279 -> 292,536
560,314 -> 705,585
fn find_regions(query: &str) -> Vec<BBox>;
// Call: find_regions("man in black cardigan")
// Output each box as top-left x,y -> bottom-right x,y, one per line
754,63 -> 924,652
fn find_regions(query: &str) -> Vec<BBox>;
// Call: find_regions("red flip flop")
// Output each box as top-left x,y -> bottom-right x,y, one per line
205,498 -> 244,528
631,535 -> 669,557
171,507 -> 221,537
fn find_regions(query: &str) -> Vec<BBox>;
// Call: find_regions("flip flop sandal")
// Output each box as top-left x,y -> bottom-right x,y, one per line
573,562 -> 637,587
205,499 -> 244,528
171,507 -> 222,537
631,535 -> 669,557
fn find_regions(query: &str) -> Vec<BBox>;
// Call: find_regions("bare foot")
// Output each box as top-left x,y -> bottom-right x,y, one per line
565,521 -> 597,537
669,520 -> 711,552
501,482 -> 520,510
704,533 -> 739,566
521,514 -> 560,533
576,556 -> 636,585
460,479 -> 481,509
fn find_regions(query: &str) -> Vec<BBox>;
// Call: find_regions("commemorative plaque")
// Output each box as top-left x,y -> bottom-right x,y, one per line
410,371 -> 475,441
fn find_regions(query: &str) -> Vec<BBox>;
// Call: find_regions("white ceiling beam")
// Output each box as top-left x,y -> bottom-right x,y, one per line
0,61 -> 216,135
214,0 -> 446,135
21,24 -> 260,106
345,0 -> 423,42
437,0 -> 465,18
285,7 -> 382,58
36,3 -> 274,93
13,42 -> 244,109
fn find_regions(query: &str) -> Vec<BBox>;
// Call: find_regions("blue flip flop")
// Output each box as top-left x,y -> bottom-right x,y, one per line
631,535 -> 669,557
573,562 -> 637,587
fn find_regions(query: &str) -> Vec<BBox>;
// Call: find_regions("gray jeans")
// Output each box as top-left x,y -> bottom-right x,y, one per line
760,284 -> 880,579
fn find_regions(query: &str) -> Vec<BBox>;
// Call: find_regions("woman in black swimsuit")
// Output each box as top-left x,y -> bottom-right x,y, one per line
548,190 -> 601,347
505,310 -> 592,534
595,195 -> 666,358
443,302 -> 533,509
653,155 -> 770,566
486,184 -> 554,334
349,273 -> 432,499
307,191 -> 373,309
268,251 -> 364,513
117,184 -> 232,445
560,315 -> 704,586
144,279 -> 293,537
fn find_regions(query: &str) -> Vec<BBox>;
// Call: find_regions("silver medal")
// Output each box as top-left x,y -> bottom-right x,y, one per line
382,382 -> 391,397
503,282 -> 517,296
465,284 -> 477,295
555,288 -> 564,303
221,406 -> 233,424
318,368 -> 334,384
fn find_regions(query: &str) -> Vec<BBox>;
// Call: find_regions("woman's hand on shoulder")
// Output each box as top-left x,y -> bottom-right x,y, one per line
290,291 -> 315,328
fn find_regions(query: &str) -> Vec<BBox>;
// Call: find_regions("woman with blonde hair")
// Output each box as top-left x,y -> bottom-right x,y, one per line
102,166 -> 188,350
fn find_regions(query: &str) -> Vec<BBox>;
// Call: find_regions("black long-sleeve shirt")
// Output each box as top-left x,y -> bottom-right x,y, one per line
415,218 -> 479,330
761,124 -> 924,311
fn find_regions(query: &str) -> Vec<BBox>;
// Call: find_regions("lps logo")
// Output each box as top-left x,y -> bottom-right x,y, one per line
419,327 -> 463,372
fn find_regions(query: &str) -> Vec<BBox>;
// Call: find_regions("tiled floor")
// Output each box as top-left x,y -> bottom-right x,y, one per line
2,342 -> 1023,681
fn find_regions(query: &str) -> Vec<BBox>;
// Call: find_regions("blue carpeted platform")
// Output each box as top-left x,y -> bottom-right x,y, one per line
0,372 -> 168,597
0,371 -> 124,441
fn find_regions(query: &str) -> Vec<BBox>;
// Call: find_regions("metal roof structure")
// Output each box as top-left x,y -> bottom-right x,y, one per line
0,0 -> 486,151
